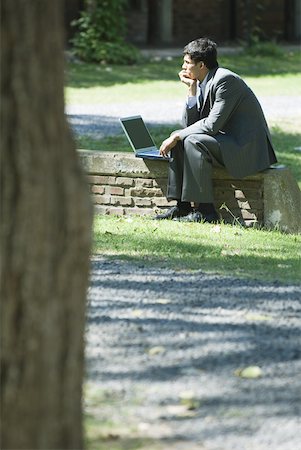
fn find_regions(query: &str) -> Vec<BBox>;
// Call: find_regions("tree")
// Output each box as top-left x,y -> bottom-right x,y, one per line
71,0 -> 140,64
1,1 -> 92,448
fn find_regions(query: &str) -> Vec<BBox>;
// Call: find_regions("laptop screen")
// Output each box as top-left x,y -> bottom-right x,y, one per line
120,116 -> 155,150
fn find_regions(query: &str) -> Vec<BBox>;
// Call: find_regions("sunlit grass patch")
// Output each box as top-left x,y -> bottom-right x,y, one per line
93,216 -> 301,283
65,50 -> 301,104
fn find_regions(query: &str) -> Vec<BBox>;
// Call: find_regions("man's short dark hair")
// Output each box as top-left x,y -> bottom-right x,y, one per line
184,38 -> 218,70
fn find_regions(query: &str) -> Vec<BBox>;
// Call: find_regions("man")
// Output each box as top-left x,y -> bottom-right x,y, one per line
155,37 -> 277,222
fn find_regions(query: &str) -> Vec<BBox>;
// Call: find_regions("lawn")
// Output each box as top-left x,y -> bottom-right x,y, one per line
65,48 -> 301,284
93,215 -> 301,284
65,50 -> 301,103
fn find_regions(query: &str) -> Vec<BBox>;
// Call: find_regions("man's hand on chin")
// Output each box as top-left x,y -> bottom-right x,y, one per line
159,133 -> 181,158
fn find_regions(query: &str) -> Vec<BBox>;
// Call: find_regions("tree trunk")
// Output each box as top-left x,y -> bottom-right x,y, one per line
0,1 -> 92,449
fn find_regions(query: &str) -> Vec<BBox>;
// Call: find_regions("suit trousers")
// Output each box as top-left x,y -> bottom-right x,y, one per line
167,133 -> 225,203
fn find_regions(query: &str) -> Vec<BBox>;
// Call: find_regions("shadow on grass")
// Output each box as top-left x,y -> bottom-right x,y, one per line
66,51 -> 300,89
93,230 -> 301,283
271,126 -> 301,187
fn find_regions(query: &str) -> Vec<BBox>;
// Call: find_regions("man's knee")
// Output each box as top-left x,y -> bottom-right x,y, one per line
183,134 -> 213,161
183,134 -> 207,149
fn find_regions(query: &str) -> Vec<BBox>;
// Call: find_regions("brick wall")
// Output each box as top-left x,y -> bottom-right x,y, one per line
87,173 -> 175,217
79,151 -> 301,233
80,151 -> 265,226
173,0 -> 226,44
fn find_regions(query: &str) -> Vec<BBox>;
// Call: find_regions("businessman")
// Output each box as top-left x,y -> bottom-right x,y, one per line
155,37 -> 277,222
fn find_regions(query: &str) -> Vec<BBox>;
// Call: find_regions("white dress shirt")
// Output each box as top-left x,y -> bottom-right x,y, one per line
187,72 -> 209,109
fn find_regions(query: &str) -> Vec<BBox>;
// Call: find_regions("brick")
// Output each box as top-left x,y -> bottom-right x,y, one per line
128,187 -> 163,197
134,197 -> 153,207
110,196 -> 133,206
214,197 -> 262,210
100,176 -> 116,185
135,178 -> 154,188
214,179 -> 263,190
152,197 -> 176,207
105,186 -> 124,196
152,178 -> 168,188
234,189 -> 263,200
91,185 -> 105,194
87,175 -> 116,185
87,175 -> 104,184
124,207 -> 154,216
93,195 -> 111,205
94,205 -> 109,215
108,207 -> 125,216
241,209 -> 261,220
115,177 -> 135,187
214,187 -> 263,201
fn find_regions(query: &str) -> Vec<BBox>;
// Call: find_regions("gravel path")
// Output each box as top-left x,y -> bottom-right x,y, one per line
85,257 -> 301,450
66,95 -> 301,140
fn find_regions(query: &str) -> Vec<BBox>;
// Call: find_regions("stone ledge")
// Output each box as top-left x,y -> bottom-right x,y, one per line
78,151 -> 301,234
79,150 -> 264,180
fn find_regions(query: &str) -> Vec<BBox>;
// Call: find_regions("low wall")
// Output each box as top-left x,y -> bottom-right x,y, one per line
79,151 -> 301,233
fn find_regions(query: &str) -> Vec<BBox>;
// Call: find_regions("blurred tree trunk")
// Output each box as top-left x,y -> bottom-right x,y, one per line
0,1 -> 92,449
147,0 -> 173,45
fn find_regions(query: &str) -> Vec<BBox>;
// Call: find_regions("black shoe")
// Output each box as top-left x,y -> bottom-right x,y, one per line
154,205 -> 191,220
174,211 -> 202,222
175,211 -> 220,223
202,212 -> 220,223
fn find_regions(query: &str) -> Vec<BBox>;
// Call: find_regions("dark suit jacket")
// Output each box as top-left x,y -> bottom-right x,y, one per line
178,67 -> 277,178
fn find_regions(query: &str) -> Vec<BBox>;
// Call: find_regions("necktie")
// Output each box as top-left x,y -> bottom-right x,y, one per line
198,82 -> 203,111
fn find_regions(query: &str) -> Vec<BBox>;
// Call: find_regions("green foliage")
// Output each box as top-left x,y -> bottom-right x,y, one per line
71,0 -> 140,64
243,36 -> 284,57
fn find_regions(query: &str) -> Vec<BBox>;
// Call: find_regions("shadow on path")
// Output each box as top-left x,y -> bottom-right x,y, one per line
85,257 -> 301,449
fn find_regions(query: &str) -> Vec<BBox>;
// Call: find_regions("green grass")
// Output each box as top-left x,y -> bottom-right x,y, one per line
93,215 -> 301,283
65,50 -> 301,104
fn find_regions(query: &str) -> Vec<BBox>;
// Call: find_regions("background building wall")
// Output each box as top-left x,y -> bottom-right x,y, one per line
126,0 -> 301,46
64,0 -> 301,47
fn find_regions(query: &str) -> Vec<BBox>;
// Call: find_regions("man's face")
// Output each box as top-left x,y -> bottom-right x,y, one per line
182,54 -> 203,80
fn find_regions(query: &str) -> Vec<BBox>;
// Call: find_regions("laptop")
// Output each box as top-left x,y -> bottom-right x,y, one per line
119,115 -> 170,160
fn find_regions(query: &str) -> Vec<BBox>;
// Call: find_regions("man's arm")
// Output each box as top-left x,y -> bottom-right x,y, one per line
159,133 -> 181,157
182,103 -> 199,127
159,69 -> 197,157
178,75 -> 245,139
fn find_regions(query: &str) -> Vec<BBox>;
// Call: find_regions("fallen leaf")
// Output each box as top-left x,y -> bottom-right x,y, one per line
155,298 -> 171,304
131,309 -> 144,317
234,366 -> 262,379
221,249 -> 241,256
179,390 -> 201,410
166,404 -> 198,417
147,346 -> 166,356
245,313 -> 272,321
